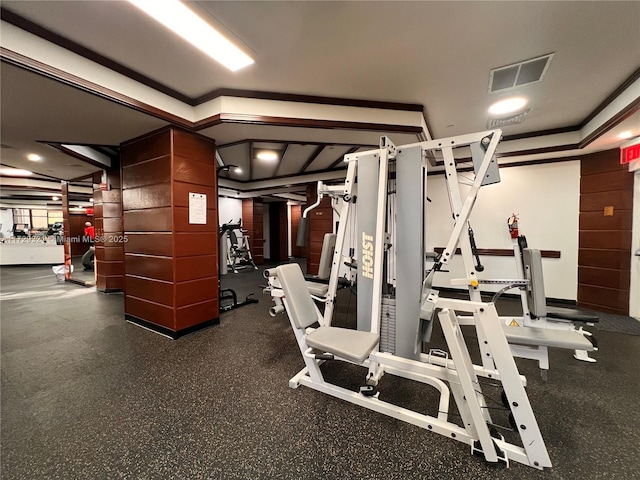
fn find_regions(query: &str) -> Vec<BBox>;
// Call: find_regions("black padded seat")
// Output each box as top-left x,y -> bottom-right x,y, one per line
545,306 -> 599,323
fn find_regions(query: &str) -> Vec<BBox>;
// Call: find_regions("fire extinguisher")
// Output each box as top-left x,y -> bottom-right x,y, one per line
507,213 -> 519,239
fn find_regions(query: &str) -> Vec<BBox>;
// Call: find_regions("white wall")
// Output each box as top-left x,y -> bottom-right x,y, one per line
218,197 -> 242,227
0,209 -> 13,237
426,161 -> 581,300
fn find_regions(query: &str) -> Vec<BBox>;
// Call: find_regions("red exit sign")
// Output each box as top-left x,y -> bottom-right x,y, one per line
621,143 -> 640,164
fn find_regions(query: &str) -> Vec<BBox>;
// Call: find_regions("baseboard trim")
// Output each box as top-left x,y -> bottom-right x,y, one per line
125,314 -> 220,340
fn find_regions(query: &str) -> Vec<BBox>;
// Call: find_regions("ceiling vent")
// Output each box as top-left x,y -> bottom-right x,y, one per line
488,53 -> 554,93
487,109 -> 531,129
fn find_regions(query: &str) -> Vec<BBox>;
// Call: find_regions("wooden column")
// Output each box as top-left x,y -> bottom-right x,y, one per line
60,181 -> 72,280
305,183 -> 333,275
121,127 -> 219,338
94,162 -> 124,292
241,198 -> 264,265
578,148 -> 634,314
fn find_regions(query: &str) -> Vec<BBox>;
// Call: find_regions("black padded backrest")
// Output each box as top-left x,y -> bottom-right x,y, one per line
276,263 -> 319,330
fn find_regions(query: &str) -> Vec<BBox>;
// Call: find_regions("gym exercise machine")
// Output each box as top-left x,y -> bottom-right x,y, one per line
266,129 -> 596,470
219,220 -> 258,274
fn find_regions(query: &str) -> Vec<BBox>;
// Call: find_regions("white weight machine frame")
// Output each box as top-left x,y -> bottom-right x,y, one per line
266,129 -> 580,470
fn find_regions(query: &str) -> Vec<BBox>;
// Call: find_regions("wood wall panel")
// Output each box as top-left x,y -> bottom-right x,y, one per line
579,211 -> 632,230
174,156 -> 216,185
121,129 -> 171,166
125,254 -> 173,281
121,126 -> 219,337
94,158 -> 124,292
580,170 -> 632,194
579,231 -> 632,250
580,190 -> 633,212
176,300 -> 219,330
124,233 -> 173,256
578,148 -> 633,314
578,266 -> 631,290
173,182 -> 217,209
121,156 -> 171,189
173,207 -> 217,232
124,208 -> 172,232
124,296 -> 174,330
122,184 -> 172,210
290,205 -> 306,258
174,233 -> 217,257
125,276 -> 173,307
95,260 -> 125,277
175,278 -> 218,307
306,183 -> 333,275
279,202 -> 288,261
242,198 -> 264,265
175,255 -> 217,282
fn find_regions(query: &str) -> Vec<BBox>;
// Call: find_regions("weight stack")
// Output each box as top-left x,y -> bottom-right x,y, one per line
380,295 -> 396,354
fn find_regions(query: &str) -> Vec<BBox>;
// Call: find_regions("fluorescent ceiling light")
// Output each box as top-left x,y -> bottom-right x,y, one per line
618,131 -> 633,139
488,97 -> 528,115
0,168 -> 33,176
128,0 -> 254,72
256,151 -> 278,161
27,153 -> 42,161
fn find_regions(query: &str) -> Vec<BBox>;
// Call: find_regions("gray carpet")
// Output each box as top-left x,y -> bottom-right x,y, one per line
2,263 -> 640,479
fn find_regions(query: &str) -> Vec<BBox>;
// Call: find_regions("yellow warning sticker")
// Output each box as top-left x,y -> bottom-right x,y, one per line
509,319 -> 520,327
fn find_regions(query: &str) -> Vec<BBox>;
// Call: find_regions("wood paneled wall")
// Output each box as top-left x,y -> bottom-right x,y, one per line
94,161 -> 124,292
578,149 -> 634,314
121,127 -> 219,338
290,204 -> 306,258
241,198 -> 264,265
278,202 -> 288,261
306,183 -> 333,275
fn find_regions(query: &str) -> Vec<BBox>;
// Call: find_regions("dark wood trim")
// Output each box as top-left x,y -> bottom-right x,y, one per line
0,48 -> 192,128
218,138 -> 378,149
195,112 -> 424,134
193,88 -> 424,111
298,145 -> 325,174
273,144 -> 289,177
580,66 -> 640,128
578,96 -> 640,149
502,126 -> 579,142
433,247 -> 561,259
0,7 -> 194,105
46,143 -> 112,170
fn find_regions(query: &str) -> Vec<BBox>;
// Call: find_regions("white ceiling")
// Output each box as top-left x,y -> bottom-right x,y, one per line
1,0 -> 639,203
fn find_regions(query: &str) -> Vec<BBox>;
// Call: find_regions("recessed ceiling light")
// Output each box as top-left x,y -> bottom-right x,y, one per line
234,167 -> 243,174
27,153 -> 42,161
0,168 -> 33,176
488,97 -> 528,115
618,131 -> 633,139
127,0 -> 254,72
52,196 -> 59,201
89,198 -> 94,203
256,151 -> 278,161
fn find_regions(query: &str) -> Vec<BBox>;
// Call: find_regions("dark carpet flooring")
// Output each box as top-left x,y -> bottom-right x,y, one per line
2,263 -> 640,479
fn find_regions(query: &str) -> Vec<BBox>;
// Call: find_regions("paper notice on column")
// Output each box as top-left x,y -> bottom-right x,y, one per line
189,193 -> 207,224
